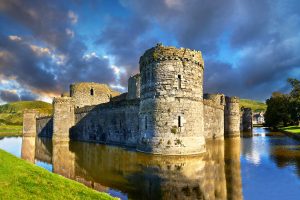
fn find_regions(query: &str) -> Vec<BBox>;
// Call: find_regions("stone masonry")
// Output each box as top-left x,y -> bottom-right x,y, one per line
26,44 -> 242,155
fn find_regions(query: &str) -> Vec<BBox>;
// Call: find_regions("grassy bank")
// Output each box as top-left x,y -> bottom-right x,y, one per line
0,125 -> 22,137
280,126 -> 300,134
0,101 -> 52,125
240,99 -> 267,112
0,149 -> 116,200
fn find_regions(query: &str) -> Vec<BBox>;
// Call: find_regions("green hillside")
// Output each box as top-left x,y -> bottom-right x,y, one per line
240,99 -> 267,112
0,101 -> 52,126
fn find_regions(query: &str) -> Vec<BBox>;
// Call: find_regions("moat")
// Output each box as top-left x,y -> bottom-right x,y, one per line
1,127 -> 300,200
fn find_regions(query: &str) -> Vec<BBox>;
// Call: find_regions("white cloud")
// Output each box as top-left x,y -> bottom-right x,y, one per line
68,11 -> 78,24
65,28 -> 75,38
8,35 -> 22,41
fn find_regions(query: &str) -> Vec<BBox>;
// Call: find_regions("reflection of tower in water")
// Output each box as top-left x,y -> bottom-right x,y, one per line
225,138 -> 243,200
52,140 -> 75,179
21,136 -> 36,163
21,135 -> 244,200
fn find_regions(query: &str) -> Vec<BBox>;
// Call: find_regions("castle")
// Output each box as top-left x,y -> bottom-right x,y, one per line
23,44 -> 242,155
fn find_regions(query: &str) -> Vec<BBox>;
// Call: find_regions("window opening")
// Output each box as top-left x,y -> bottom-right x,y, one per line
178,75 -> 182,89
145,116 -> 148,130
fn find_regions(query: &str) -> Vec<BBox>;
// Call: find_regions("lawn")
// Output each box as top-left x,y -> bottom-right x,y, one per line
281,126 -> 300,134
0,125 -> 22,137
0,149 -> 116,200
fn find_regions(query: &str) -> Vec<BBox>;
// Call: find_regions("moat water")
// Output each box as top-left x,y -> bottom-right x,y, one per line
1,127 -> 300,199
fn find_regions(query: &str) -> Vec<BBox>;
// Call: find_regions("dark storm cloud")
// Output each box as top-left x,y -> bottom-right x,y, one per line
0,90 -> 20,102
19,90 -> 38,101
96,0 -> 300,100
0,0 -> 117,96
1,0 -> 300,101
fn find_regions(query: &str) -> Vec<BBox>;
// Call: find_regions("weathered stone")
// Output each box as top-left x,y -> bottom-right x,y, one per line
27,44 -> 244,155
23,109 -> 39,137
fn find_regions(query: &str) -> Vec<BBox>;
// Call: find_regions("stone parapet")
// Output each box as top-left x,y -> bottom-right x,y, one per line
139,43 -> 204,70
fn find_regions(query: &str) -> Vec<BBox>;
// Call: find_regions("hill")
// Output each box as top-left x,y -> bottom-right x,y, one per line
240,99 -> 267,112
0,101 -> 52,126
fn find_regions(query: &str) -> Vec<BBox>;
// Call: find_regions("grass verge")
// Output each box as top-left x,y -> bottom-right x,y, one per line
0,149 -> 116,200
0,125 -> 22,137
280,126 -> 300,134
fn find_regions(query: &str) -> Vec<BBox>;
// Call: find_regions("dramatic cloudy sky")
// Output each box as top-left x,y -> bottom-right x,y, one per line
0,0 -> 299,103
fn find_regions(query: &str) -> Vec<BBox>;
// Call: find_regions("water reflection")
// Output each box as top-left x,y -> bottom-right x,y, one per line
21,136 -> 35,163
20,135 -> 244,200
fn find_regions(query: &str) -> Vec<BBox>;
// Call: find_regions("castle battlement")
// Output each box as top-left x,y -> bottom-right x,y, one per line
139,43 -> 204,70
25,44 -> 242,155
53,97 -> 74,104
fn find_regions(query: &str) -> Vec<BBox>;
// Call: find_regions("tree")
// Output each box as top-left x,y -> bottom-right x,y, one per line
288,78 -> 300,125
288,78 -> 300,98
265,92 -> 291,129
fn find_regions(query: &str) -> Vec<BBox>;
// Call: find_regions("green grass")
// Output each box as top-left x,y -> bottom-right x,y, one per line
0,101 -> 52,126
0,125 -> 22,137
280,126 -> 300,134
0,149 -> 116,200
240,99 -> 267,112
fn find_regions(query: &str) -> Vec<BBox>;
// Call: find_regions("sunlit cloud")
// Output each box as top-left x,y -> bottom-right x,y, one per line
8,35 -> 22,41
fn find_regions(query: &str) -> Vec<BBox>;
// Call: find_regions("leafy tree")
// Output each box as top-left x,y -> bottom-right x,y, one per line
265,92 -> 291,128
288,78 -> 300,98
288,78 -> 300,125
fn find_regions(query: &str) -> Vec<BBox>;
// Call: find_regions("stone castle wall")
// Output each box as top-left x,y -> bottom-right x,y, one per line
137,44 -> 205,155
70,82 -> 120,108
23,109 -> 39,137
240,107 -> 253,132
127,74 -> 140,100
29,44 -> 245,156
53,97 -> 75,141
203,97 -> 225,139
70,99 -> 140,147
36,116 -> 53,138
224,96 -> 241,137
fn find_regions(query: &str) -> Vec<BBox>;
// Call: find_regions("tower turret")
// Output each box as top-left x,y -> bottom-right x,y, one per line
224,96 -> 240,137
137,44 -> 205,155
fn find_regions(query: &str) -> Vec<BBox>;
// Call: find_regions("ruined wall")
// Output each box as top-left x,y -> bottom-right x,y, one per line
203,94 -> 225,139
36,116 -> 53,138
53,97 -> 75,141
127,74 -> 141,100
70,99 -> 140,147
224,96 -> 240,137
70,82 -> 120,108
137,44 -> 205,155
23,109 -> 39,137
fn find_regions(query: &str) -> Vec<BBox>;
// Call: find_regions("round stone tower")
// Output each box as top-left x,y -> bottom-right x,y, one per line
137,44 -> 206,155
224,96 -> 240,137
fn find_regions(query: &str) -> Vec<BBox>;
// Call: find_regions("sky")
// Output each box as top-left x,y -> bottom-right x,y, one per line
0,0 -> 300,104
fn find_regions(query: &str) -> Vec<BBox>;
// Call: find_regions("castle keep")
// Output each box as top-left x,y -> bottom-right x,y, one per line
23,44 -> 242,155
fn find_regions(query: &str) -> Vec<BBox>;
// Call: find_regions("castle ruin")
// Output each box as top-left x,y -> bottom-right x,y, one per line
23,44 -> 242,155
